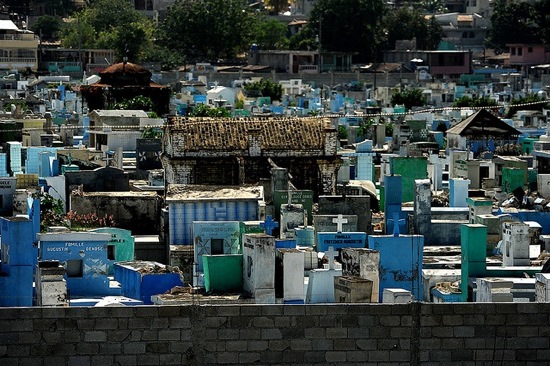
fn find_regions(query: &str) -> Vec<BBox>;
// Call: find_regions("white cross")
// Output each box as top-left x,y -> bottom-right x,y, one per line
325,246 -> 337,270
332,214 -> 348,233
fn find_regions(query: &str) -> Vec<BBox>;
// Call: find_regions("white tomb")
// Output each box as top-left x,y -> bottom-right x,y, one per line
305,247 -> 342,304
242,233 -> 276,304
382,288 -> 412,303
476,278 -> 514,302
502,221 -> 530,266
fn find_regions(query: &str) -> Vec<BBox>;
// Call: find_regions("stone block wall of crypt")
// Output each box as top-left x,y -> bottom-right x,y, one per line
161,117 -> 341,198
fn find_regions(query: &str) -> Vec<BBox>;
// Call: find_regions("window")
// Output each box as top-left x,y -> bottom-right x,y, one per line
518,48 -> 523,56
528,47 -> 533,53
211,239 -> 224,255
511,47 -> 516,56
65,260 -> 83,277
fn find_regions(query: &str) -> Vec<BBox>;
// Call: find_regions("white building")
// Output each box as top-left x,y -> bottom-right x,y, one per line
0,20 -> 39,72
206,86 -> 236,108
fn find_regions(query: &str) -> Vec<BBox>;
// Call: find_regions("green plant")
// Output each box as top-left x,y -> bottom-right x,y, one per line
391,89 -> 427,110
111,95 -> 153,111
338,125 -> 348,140
357,118 -> 376,139
385,122 -> 394,137
142,127 -> 163,139
244,79 -> 283,102
34,193 -> 65,232
188,104 -> 231,117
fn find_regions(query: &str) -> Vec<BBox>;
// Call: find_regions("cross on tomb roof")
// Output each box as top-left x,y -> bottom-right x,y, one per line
332,214 -> 348,233
325,246 -> 337,270
260,215 -> 279,236
387,212 -> 406,237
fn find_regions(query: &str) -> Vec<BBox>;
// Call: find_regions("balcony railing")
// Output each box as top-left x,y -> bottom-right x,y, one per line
0,34 -> 39,41
0,57 -> 37,64
298,64 -> 319,73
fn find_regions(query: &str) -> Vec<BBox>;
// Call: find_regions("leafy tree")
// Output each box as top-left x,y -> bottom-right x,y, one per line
31,15 -> 63,42
159,0 -> 257,62
188,104 -> 231,117
391,88 -> 427,110
489,0 -> 540,49
244,79 -> 283,102
84,0 -> 143,32
453,95 -> 498,108
309,0 -> 388,62
60,0 -> 154,63
425,16 -> 444,50
254,19 -> 289,50
96,21 -> 154,62
384,8 -> 442,51
288,24 -> 319,51
59,15 -> 97,49
533,0 -> 550,44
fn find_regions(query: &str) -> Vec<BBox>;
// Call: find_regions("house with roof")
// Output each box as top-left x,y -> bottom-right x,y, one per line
161,117 -> 340,199
433,13 -> 490,52
446,108 -> 521,157
0,20 -> 39,72
507,44 -> 550,75
383,49 -> 471,79
80,62 -> 171,115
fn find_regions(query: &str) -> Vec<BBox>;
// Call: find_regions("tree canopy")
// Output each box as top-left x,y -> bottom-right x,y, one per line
391,88 -> 427,110
489,0 -> 541,49
452,95 -> 498,108
383,8 -> 443,50
253,18 -> 290,50
60,0 -> 154,63
309,0 -> 388,62
159,0 -> 257,63
30,15 -> 63,42
244,79 -> 283,102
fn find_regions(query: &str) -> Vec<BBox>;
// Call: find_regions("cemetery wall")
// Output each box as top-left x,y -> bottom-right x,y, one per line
2,302 -> 550,364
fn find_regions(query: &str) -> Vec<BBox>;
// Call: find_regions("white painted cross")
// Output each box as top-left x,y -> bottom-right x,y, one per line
325,246 -> 337,270
332,214 -> 348,233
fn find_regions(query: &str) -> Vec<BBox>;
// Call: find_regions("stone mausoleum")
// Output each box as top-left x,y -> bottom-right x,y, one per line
161,116 -> 341,199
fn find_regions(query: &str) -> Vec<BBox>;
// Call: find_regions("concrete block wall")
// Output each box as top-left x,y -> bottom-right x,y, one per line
1,303 -> 550,365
